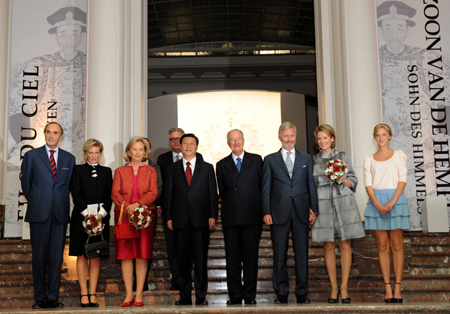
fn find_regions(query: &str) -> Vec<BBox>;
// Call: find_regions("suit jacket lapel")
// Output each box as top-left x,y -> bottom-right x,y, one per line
190,158 -> 202,186
176,161 -> 189,187
224,154 -> 239,180
293,150 -> 303,176
240,151 -> 253,174
274,149 -> 290,177
38,146 -> 53,175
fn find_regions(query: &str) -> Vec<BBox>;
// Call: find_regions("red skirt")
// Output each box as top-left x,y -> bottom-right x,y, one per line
115,210 -> 155,260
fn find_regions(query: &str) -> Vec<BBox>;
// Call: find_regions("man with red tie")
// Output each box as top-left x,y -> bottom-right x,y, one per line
164,133 -> 218,305
21,122 -> 75,309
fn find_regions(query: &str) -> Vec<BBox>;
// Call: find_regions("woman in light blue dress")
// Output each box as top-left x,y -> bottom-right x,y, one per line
364,123 -> 410,303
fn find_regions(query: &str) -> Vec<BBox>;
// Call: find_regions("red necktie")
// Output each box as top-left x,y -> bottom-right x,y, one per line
49,150 -> 57,179
186,161 -> 192,185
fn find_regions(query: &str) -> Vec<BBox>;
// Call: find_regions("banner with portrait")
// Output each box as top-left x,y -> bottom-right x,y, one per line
5,0 -> 87,238
377,0 -> 450,230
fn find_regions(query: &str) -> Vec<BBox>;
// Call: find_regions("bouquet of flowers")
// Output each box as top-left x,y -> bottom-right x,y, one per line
324,159 -> 348,183
130,205 -> 152,230
82,214 -> 104,236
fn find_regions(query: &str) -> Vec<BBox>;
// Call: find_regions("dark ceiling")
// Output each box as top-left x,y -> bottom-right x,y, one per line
148,0 -> 315,50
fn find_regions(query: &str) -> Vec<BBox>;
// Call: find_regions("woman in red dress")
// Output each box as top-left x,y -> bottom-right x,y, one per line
111,137 -> 158,306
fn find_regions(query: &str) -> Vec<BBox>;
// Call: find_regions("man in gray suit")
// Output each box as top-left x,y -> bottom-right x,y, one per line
262,122 -> 318,304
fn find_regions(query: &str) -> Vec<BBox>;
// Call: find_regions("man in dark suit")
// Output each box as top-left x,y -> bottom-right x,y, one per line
156,127 -> 185,290
216,129 -> 263,305
21,122 -> 75,309
262,122 -> 318,304
165,133 -> 218,305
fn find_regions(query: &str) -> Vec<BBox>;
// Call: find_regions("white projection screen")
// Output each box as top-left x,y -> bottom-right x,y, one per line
177,91 -> 281,166
148,90 -> 307,164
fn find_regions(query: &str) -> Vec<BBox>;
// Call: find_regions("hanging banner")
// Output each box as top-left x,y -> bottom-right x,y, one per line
377,0 -> 450,230
5,0 -> 87,238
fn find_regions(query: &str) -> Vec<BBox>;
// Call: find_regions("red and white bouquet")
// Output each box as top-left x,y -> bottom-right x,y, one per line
130,205 -> 152,230
324,159 -> 348,183
82,214 -> 104,236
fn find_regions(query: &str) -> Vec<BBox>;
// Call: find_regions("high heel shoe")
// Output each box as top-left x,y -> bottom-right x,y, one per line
393,282 -> 403,303
134,300 -> 144,306
120,297 -> 135,307
89,293 -> 99,307
80,294 -> 90,307
384,282 -> 394,303
328,289 -> 340,303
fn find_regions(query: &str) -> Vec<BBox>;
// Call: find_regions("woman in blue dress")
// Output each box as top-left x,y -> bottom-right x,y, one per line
364,123 -> 410,303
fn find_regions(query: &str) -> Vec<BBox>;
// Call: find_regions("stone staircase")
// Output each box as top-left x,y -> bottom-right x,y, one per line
0,216 -> 449,310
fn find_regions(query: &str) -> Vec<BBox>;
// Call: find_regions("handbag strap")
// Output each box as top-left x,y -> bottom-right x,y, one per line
118,201 -> 126,225
86,233 -> 105,244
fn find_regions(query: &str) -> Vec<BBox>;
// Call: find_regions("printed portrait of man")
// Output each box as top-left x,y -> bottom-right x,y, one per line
8,5 -> 87,160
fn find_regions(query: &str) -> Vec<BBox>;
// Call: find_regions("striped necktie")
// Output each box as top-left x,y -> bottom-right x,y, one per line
49,150 -> 57,179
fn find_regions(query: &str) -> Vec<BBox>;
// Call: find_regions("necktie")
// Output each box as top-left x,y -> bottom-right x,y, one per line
49,150 -> 57,179
236,157 -> 242,172
175,154 -> 180,162
286,151 -> 293,179
186,161 -> 192,185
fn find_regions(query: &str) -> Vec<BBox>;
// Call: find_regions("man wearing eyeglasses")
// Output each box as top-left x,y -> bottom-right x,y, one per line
216,129 -> 263,305
156,127 -> 185,290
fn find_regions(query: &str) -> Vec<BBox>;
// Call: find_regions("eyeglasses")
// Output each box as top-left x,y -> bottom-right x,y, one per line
169,137 -> 181,142
229,138 -> 243,143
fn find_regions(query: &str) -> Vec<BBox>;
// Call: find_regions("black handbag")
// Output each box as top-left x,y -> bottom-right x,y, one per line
83,233 -> 109,259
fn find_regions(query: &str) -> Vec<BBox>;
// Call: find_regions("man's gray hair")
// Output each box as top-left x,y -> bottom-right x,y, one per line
278,122 -> 297,137
167,127 -> 185,137
226,129 -> 244,142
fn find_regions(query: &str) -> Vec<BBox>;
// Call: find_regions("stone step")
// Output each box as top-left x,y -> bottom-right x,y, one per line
2,304 -> 450,314
411,243 -> 450,254
408,263 -> 450,276
2,273 -> 449,298
411,252 -> 449,264
3,282 -> 450,308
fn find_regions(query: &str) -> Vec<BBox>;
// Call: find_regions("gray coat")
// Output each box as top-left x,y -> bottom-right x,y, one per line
311,151 -> 365,242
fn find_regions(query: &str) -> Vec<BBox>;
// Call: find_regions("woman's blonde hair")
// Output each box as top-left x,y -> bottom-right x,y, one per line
373,123 -> 392,138
83,138 -> 104,154
124,137 -> 148,163
314,124 -> 336,150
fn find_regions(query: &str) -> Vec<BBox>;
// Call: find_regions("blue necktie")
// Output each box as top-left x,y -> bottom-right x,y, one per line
236,157 -> 242,172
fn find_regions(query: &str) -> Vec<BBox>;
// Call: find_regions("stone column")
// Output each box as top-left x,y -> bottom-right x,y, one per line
0,0 -> 11,206
315,0 -> 383,213
85,0 -> 148,170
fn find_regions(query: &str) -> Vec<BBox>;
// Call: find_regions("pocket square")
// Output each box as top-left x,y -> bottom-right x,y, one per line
302,165 -> 306,168
61,168 -> 69,170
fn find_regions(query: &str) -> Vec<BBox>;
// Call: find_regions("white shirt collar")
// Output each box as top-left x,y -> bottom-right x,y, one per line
183,156 -> 197,174
281,147 -> 296,163
172,151 -> 182,162
231,151 -> 245,163
45,144 -> 59,153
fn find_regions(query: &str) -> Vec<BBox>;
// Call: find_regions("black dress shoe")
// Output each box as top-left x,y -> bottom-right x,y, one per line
245,299 -> 257,305
195,299 -> 208,305
274,295 -> 288,304
47,300 -> 64,308
89,293 -> 99,307
175,299 -> 192,305
227,299 -> 242,305
297,295 -> 311,304
32,302 -> 46,310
